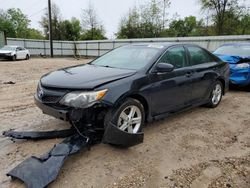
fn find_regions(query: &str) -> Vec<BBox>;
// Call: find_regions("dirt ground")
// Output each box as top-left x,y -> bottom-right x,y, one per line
0,58 -> 249,188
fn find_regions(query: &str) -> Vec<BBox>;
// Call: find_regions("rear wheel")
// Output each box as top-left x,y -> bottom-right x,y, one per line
105,98 -> 145,134
25,54 -> 30,60
206,81 -> 223,108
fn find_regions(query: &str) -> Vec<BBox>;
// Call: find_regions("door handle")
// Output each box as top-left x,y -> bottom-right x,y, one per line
185,72 -> 193,77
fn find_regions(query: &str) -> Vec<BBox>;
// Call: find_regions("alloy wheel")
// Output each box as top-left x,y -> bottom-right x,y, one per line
117,105 -> 142,133
211,83 -> 222,105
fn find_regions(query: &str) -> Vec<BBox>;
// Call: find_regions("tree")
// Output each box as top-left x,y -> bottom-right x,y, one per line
0,8 -> 31,38
40,3 -> 62,40
26,28 -> 44,39
238,12 -> 250,35
199,0 -> 243,35
116,0 -> 170,39
116,7 -> 141,39
81,1 -> 106,40
163,16 -> 205,37
59,18 -> 81,41
0,9 -> 16,37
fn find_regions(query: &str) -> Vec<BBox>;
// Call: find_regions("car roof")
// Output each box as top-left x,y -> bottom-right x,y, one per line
4,45 -> 18,48
129,42 -> 200,48
220,43 -> 250,47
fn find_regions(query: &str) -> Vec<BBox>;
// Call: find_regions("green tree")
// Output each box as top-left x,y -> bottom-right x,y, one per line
116,8 -> 141,39
163,16 -> 205,37
0,8 -> 32,38
26,28 -> 44,39
59,18 -> 81,41
238,12 -> 250,34
80,27 -> 107,40
7,8 -> 30,38
0,9 -> 16,37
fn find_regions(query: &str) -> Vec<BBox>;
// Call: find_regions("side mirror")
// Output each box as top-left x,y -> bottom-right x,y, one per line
155,63 -> 174,73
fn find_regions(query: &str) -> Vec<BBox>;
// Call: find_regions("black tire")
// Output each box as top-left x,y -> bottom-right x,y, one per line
206,80 -> 223,108
104,98 -> 145,133
25,54 -> 30,60
12,55 -> 16,61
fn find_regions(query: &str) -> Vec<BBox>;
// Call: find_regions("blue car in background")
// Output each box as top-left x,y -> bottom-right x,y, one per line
214,43 -> 250,86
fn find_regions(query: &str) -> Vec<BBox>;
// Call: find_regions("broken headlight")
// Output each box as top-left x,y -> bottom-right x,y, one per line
59,89 -> 108,108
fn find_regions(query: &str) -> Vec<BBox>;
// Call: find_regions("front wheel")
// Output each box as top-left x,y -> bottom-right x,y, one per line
12,55 -> 16,61
206,81 -> 223,108
105,98 -> 145,134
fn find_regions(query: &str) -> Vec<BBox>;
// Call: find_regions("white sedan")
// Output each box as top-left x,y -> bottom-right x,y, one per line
0,45 -> 30,61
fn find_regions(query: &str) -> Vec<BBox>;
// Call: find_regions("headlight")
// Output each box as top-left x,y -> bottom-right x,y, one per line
235,63 -> 250,69
6,53 -> 12,56
59,89 -> 108,108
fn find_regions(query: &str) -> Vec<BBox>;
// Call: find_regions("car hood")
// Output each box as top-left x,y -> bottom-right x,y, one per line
214,54 -> 250,64
40,64 -> 136,89
0,50 -> 13,54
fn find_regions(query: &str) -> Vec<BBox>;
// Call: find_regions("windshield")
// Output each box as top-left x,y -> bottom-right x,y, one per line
91,45 -> 162,70
0,46 -> 16,51
214,44 -> 250,57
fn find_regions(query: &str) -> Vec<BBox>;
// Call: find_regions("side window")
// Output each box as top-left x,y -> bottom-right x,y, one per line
187,46 -> 214,66
159,46 -> 187,69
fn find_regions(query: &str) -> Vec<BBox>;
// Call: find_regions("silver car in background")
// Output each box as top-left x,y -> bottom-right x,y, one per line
0,45 -> 30,61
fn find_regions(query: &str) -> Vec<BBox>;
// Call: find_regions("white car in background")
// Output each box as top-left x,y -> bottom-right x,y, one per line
0,45 -> 30,61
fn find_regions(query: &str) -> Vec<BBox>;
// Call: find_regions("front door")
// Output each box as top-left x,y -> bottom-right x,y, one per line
149,46 -> 193,116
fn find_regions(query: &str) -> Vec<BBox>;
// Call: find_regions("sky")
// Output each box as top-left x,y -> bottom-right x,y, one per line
0,0 -> 249,38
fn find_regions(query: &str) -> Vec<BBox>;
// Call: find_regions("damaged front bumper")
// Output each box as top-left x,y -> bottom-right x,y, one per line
230,67 -> 250,86
3,121 -> 144,188
35,94 -> 69,121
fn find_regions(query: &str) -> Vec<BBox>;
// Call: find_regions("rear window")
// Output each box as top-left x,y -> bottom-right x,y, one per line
187,46 -> 215,65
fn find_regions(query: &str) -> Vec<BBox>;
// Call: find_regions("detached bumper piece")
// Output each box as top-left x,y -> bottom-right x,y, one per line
3,128 -> 76,140
4,128 -> 103,188
7,134 -> 90,188
3,122 -> 144,188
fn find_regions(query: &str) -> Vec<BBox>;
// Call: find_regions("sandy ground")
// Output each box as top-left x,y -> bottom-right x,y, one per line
0,58 -> 249,188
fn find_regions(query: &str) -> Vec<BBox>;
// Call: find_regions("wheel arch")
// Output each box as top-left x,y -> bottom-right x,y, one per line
126,94 -> 149,122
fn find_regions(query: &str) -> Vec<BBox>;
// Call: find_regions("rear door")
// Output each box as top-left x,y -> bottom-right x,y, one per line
185,45 -> 219,103
149,45 -> 193,115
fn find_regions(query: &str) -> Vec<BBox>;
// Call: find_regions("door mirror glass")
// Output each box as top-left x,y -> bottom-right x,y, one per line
156,63 -> 174,73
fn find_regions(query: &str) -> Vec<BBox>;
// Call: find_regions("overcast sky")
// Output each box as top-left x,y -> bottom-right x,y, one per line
1,0 -> 249,38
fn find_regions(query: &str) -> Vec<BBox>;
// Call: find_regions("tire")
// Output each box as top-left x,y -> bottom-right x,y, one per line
25,54 -> 30,60
206,81 -> 223,108
12,55 -> 16,61
104,98 -> 145,134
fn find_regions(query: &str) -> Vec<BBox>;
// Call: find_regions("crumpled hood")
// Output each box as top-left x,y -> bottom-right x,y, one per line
0,50 -> 13,54
214,54 -> 250,64
41,64 -> 136,89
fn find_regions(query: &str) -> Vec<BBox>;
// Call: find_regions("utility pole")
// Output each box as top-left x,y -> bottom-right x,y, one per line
48,0 -> 53,57
163,0 -> 166,29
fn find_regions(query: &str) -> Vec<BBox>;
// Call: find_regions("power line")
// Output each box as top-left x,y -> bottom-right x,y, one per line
28,8 -> 46,18
22,0 -> 44,12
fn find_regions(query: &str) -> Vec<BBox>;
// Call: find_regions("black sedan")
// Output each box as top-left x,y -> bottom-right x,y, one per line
35,43 -> 229,146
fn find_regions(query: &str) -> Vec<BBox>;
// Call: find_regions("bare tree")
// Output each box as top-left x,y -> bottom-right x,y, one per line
81,1 -> 104,39
40,3 -> 62,39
